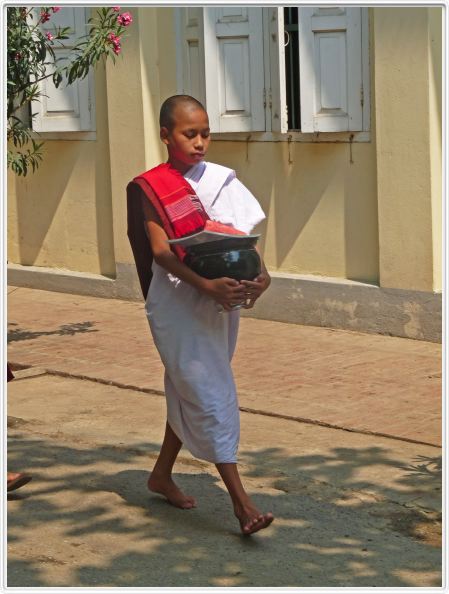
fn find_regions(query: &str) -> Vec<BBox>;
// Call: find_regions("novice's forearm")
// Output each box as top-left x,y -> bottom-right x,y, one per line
154,249 -> 208,293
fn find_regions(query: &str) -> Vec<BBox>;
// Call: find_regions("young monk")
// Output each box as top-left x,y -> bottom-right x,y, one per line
126,95 -> 274,535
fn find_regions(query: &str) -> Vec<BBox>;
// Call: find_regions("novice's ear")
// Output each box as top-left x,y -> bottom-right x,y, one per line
160,127 -> 170,145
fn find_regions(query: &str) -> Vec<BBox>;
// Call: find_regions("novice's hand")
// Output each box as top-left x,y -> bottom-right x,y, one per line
241,271 -> 271,309
202,277 -> 246,311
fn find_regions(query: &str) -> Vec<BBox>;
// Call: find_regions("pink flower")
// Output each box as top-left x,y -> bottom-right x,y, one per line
117,11 -> 132,26
45,31 -> 54,41
107,32 -> 122,54
51,7 -> 61,12
112,6 -> 120,12
40,10 -> 51,23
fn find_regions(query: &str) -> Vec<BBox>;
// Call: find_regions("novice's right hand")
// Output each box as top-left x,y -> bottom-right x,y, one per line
202,277 -> 246,311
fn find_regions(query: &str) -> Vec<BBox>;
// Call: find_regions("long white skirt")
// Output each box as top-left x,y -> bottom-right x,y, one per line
145,263 -> 240,463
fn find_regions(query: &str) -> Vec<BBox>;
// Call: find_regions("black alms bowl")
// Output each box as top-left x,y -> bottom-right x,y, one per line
184,237 -> 261,281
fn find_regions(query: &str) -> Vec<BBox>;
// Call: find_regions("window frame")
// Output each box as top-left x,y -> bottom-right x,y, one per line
30,7 -> 96,137
214,7 -> 371,142
176,6 -> 371,142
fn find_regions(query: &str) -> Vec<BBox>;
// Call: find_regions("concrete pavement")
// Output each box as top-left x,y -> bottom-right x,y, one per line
7,286 -> 442,587
7,286 -> 442,446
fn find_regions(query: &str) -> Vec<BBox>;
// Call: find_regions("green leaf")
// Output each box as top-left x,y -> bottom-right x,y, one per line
8,5 -> 133,175
53,71 -> 63,87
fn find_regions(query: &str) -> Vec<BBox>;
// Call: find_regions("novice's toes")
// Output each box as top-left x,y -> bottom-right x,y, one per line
182,497 -> 197,509
241,512 -> 274,535
242,516 -> 259,533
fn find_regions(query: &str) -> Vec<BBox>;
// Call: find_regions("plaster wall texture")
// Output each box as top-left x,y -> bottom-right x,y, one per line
7,63 -> 115,277
138,7 -> 380,285
374,7 -> 441,292
206,141 -> 379,284
105,10 -> 146,267
6,7 -> 442,299
428,8 -> 442,292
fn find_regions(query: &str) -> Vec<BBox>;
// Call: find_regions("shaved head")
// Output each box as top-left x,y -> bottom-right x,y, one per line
159,95 -> 206,131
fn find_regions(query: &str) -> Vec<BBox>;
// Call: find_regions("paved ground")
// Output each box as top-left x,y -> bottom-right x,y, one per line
7,286 -> 442,446
6,286 -> 443,587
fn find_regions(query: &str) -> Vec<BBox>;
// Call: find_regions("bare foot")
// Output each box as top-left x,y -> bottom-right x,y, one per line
147,473 -> 196,509
234,501 -> 274,535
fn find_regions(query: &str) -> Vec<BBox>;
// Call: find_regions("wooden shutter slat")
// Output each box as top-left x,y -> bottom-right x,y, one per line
298,6 -> 363,133
31,7 -> 93,132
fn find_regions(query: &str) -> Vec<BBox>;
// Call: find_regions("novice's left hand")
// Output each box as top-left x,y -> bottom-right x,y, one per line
241,271 -> 271,309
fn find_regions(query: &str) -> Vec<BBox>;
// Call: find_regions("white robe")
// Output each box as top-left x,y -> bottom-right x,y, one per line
145,161 -> 265,463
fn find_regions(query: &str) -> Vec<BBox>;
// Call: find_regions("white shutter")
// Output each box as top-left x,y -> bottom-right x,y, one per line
298,7 -> 363,133
175,8 -> 206,105
32,7 -> 94,132
268,8 -> 288,133
203,7 -> 265,132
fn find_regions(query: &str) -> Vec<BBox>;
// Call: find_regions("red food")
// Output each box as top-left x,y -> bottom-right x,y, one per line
204,220 -> 246,236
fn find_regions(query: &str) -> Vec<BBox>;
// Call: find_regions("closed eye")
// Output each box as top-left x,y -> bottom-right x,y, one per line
184,129 -> 210,139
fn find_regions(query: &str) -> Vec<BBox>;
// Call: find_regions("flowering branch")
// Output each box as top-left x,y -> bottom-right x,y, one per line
7,6 -> 133,176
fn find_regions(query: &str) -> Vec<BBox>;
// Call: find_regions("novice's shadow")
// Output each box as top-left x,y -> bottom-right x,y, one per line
103,469 -> 263,540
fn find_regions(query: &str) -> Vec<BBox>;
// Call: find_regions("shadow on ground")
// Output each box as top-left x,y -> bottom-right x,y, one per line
7,322 -> 97,343
7,435 -> 442,587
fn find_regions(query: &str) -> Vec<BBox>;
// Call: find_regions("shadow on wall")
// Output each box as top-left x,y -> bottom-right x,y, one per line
271,142 -> 379,283
7,436 -> 441,587
209,138 -> 379,284
94,63 -> 117,279
14,144 -> 78,266
272,143 -> 341,270
344,143 -> 380,284
13,140 -> 116,277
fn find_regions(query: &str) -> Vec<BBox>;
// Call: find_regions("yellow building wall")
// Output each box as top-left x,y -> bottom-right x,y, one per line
428,8 -> 442,292
146,7 -> 379,284
207,141 -> 379,283
104,9 -> 147,268
7,55 -> 115,277
374,7 -> 441,292
7,7 -> 442,295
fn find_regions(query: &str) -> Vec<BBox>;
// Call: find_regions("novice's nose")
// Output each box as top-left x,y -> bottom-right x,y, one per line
194,135 -> 204,149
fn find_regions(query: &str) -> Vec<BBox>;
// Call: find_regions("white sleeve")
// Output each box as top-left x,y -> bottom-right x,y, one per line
217,177 -> 266,235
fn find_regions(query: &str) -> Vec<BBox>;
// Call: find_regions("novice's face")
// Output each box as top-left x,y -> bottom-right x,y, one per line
161,106 -> 211,170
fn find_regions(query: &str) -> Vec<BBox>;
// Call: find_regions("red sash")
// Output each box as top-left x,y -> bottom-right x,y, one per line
127,162 -> 208,297
135,163 -> 209,237
127,162 -> 245,299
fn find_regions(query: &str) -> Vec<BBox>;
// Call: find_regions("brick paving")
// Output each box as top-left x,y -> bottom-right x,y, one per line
7,286 -> 442,446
